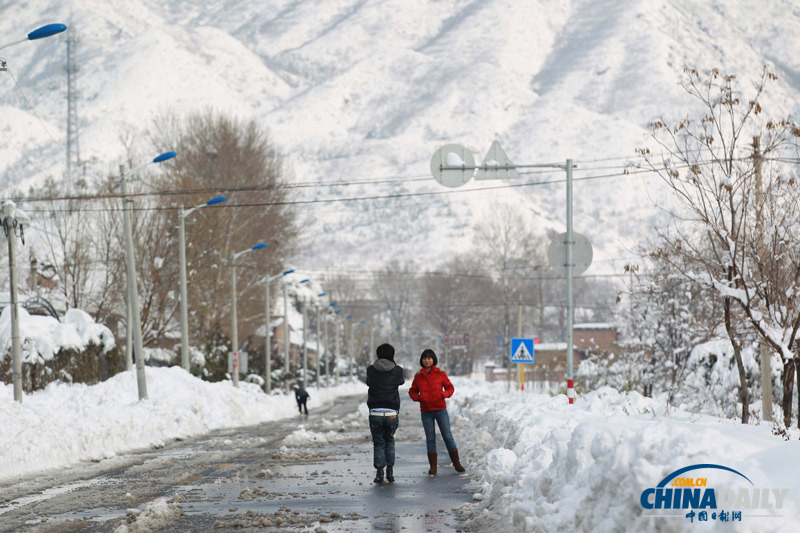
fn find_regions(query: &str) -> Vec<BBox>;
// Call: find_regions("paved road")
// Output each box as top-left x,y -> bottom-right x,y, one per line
0,394 -> 472,532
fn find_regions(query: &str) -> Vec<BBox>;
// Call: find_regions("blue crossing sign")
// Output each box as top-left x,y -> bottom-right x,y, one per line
510,338 -> 535,363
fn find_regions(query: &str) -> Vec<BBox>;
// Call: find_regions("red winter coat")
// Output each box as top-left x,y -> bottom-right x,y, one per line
408,367 -> 454,412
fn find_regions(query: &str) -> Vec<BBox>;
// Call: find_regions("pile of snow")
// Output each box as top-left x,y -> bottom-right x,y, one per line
450,380 -> 800,532
113,497 -> 183,533
0,366 -> 367,483
0,307 -> 115,364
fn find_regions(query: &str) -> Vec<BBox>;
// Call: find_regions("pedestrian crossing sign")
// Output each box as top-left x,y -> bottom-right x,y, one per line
510,338 -> 535,363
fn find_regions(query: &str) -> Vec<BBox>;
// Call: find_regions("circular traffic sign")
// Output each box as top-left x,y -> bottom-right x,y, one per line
547,232 -> 593,275
430,144 -> 475,188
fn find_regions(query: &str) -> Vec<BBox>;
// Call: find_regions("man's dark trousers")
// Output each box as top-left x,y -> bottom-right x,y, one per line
369,414 -> 399,468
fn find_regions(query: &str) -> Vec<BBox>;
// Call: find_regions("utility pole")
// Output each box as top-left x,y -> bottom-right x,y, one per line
230,260 -> 239,388
302,299 -> 308,388
334,316 -> 341,386
316,304 -> 322,389
754,136 -> 773,422
518,295 -> 524,391
65,24 -> 80,187
119,165 -> 148,400
177,205 -> 190,372
3,202 -> 23,402
283,283 -> 290,393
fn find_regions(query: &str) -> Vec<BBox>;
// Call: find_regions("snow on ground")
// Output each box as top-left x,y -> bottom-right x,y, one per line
3,370 -> 800,532
449,380 -> 800,532
0,366 -> 367,483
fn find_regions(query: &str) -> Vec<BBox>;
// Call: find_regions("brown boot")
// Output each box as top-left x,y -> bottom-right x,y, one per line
448,449 -> 465,473
427,452 -> 438,475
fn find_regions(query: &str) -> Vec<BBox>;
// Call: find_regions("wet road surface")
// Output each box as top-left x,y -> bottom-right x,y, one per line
0,394 -> 472,532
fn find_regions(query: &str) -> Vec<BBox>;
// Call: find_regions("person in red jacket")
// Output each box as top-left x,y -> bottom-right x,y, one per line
408,348 -> 465,475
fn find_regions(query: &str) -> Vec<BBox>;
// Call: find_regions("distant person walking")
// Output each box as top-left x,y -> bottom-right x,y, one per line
293,385 -> 310,415
408,349 -> 465,475
366,343 -> 405,484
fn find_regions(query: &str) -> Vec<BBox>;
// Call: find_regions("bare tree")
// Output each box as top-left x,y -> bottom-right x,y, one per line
642,66 -> 800,425
149,110 -> 300,359
475,202 -> 548,365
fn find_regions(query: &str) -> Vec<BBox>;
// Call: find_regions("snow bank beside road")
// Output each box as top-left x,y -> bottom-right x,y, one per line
0,367 -> 366,483
450,380 -> 800,532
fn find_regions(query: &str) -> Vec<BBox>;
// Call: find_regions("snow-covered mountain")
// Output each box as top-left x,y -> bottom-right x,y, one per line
2,0 -> 799,274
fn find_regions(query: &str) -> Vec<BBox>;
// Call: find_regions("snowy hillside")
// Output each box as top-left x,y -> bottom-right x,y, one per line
1,0 -> 799,272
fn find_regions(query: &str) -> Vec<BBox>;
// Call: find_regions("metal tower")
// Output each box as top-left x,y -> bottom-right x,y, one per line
65,25 -> 80,187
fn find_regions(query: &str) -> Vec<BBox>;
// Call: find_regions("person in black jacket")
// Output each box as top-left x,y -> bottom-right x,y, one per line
293,385 -> 310,415
366,343 -> 405,484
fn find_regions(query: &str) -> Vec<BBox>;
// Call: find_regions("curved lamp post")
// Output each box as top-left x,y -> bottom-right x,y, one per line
0,23 -> 67,52
315,292 -> 327,389
265,268 -> 294,394
119,151 -> 177,401
333,309 -> 343,385
1,22 -> 68,403
370,323 -> 384,359
230,242 -> 268,387
299,279 -> 310,388
178,196 -> 226,372
283,278 -> 308,392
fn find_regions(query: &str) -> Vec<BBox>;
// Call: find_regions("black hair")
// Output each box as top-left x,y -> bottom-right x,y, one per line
376,343 -> 395,360
419,348 -> 438,367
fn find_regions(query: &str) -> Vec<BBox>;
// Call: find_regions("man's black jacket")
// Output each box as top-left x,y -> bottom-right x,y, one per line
366,358 -> 405,411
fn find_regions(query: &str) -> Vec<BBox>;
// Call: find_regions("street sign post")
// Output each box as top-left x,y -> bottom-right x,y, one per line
443,333 -> 469,347
510,338 -> 535,363
429,141 -> 584,404
547,231 -> 593,275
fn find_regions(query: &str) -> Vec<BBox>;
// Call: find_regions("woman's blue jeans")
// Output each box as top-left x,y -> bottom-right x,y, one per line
421,409 -> 457,453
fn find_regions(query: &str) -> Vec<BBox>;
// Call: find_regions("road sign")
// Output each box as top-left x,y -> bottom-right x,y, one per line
510,338 -> 535,363
430,144 -> 475,188
475,141 -> 520,180
444,333 -> 470,347
547,231 -> 593,275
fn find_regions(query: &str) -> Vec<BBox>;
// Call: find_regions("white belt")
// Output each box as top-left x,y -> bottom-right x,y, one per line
369,410 -> 397,416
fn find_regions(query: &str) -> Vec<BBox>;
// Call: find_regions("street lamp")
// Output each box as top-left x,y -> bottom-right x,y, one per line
283,278 -> 308,392
118,151 -> 177,401
370,322 -> 384,358
230,242 -> 268,388
315,292 -> 327,389
347,317 -> 366,382
0,23 -> 67,52
178,196 -> 226,372
1,23 -> 68,404
265,268 -> 294,394
333,308 -> 343,385
299,279 -> 311,388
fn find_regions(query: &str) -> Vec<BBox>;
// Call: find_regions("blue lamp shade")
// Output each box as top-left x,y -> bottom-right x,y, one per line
318,292 -> 327,297
359,320 -> 366,324
346,315 -> 353,320
396,327 -> 402,331
252,243 -> 268,251
206,196 -> 227,206
299,279 -> 310,284
283,269 -> 295,276
335,309 -> 343,315
153,151 -> 177,163
329,301 -> 338,307
28,24 -> 67,40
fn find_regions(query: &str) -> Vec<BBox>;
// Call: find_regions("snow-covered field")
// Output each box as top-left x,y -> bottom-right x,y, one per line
3,369 -> 798,532
0,366 -> 367,482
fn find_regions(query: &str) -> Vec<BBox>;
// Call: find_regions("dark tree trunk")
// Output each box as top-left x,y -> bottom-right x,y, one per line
796,358 -> 800,429
782,359 -> 795,428
724,296 -> 749,423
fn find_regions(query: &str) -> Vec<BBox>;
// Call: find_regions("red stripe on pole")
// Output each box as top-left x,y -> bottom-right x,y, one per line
567,379 -> 574,404
567,379 -> 574,387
